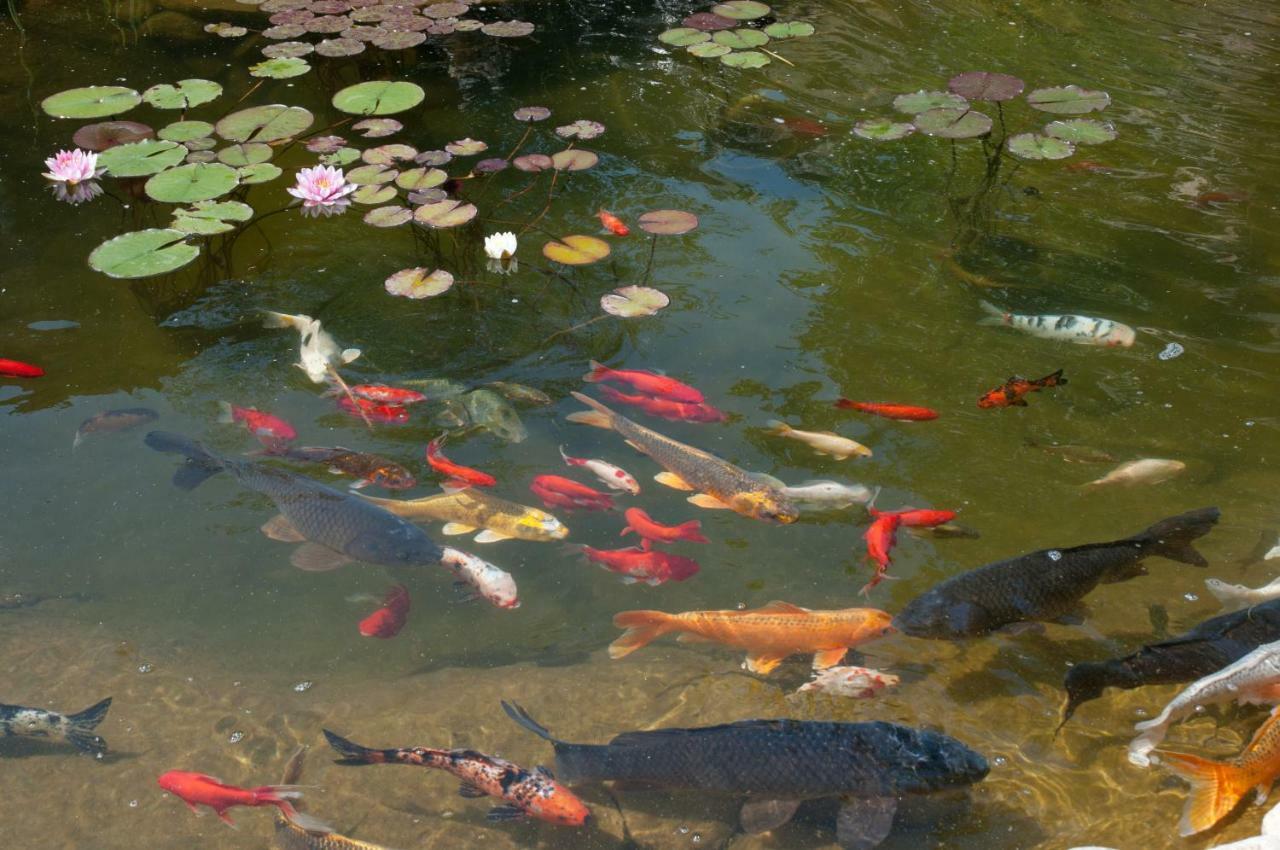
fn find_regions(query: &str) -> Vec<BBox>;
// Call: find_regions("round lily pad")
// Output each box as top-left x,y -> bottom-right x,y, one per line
413,199 -> 478,228
913,107 -> 992,139
423,2 -> 467,17
1006,133 -> 1075,160
407,188 -> 446,205
372,30 -> 426,49
157,120 -> 214,143
711,1 -> 771,20
550,149 -> 598,171
42,86 -> 141,119
853,118 -> 915,141
261,40 -> 314,58
1026,85 -> 1110,114
454,19 -> 483,32
385,267 -> 454,298
346,164 -> 397,185
601,286 -> 670,317
263,24 -> 307,39
353,117 -> 402,137
186,151 -> 218,164
893,90 -> 967,114
171,201 -> 254,235
216,104 -> 314,143
395,167 -> 447,190
305,14 -> 349,33
98,139 -> 188,177
315,37 -> 365,57
513,153 -> 553,172
144,162 -> 240,203
1044,118 -> 1117,145
73,120 -> 153,151
353,184 -> 396,204
445,138 -> 488,156
638,209 -> 698,235
482,20 -> 534,37
321,147 -> 361,167
689,42 -> 732,58
143,79 -> 222,110
363,143 -> 418,165
683,12 -> 736,30
184,137 -> 216,151
364,205 -> 412,227
514,106 -> 551,122
216,143 -> 273,167
474,158 -> 508,174
251,57 -> 311,79
543,235 -> 610,266
305,134 -> 347,153
721,51 -> 770,69
713,28 -> 769,49
947,71 -> 1024,102
658,27 -> 709,46
764,21 -> 814,38
416,149 -> 451,166
205,22 -> 248,37
238,163 -> 283,184
332,81 -> 425,116
88,229 -> 198,279
555,120 -> 605,140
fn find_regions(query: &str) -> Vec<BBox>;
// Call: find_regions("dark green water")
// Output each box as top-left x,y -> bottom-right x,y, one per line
1,1 -> 1278,848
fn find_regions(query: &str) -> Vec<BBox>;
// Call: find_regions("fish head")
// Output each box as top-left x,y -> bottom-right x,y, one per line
517,510 -> 568,540
1105,325 -> 1137,347
732,490 -> 800,524
525,780 -> 593,826
373,466 -> 417,489
860,608 -> 897,639
346,527 -> 441,567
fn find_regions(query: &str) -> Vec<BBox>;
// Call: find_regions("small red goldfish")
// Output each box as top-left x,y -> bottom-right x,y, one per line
338,397 -> 408,423
0,358 -> 44,378
582,545 -> 700,585
621,507 -> 709,549
426,436 -> 496,489
977,369 -> 1066,409
583,360 -> 704,404
861,513 -> 902,596
350,384 -> 427,405
597,209 -> 629,236
529,475 -> 614,511
869,507 -> 957,528
157,770 -> 328,831
835,400 -> 939,421
559,446 -> 639,494
358,584 -> 411,638
218,401 -> 297,448
597,385 -> 726,423
779,116 -> 829,137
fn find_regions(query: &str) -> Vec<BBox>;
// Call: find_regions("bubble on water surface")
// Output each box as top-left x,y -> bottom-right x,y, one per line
993,755 -> 1008,767
228,730 -> 245,743
293,680 -> 313,692
677,826 -> 689,835
137,663 -> 153,674
1184,592 -> 1199,602
1047,550 -> 1062,561
128,800 -> 138,808
1158,342 -> 1185,360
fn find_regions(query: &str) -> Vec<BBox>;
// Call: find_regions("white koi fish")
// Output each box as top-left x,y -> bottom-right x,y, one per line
262,311 -> 361,384
440,547 -> 519,609
559,446 -> 639,494
796,666 -> 899,699
1206,576 -> 1280,612
980,301 -> 1136,347
780,480 -> 874,509
766,421 -> 871,460
1083,458 -> 1185,490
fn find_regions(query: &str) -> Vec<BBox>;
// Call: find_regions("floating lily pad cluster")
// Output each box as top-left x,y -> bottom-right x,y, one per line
228,0 -> 534,58
658,1 -> 813,69
853,71 -> 1115,161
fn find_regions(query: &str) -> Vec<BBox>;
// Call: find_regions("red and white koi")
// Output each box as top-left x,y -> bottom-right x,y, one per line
440,547 -> 519,609
559,446 -> 639,494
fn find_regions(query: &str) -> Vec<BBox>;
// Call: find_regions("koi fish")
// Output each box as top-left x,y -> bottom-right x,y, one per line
979,301 -> 1136,347
977,369 -> 1067,408
338,397 -> 408,424
529,475 -> 614,511
1063,160 -> 1113,173
73,407 -> 158,449
779,480 -> 874,509
559,446 -> 639,494
597,385 -> 726,423
0,358 -> 43,378
0,697 -> 111,755
272,748 -> 392,850
869,507 -> 957,528
219,402 -> 298,449
158,770 -> 331,831
767,420 -> 871,459
348,385 -> 426,405
568,392 -> 797,524
1083,458 -> 1186,490
796,666 -> 900,699
323,729 -> 591,826
1206,576 -> 1280,612
582,546 -> 700,585
487,381 -> 551,405
362,489 -> 568,544
280,447 -> 415,490
621,507 -> 708,548
262,311 -> 361,384
358,584 -> 410,638
862,513 -> 901,595
464,389 -> 527,443
610,602 -> 895,674
440,547 -> 519,608
597,209 -> 629,236
834,400 -> 938,421
426,436 -> 495,489
582,361 -> 704,404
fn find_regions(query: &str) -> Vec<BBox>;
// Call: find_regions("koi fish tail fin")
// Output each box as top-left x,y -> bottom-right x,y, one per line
678,520 -> 710,544
65,697 -> 112,754
323,729 -> 391,766
252,787 -> 334,834
1134,507 -> 1221,568
1045,369 -> 1067,387
581,360 -> 611,384
609,610 -> 677,659
281,809 -> 334,835
144,431 -> 227,491
1157,750 -> 1247,837
977,300 -> 1011,326
566,391 -> 617,430
501,701 -> 564,746
261,310 -> 306,330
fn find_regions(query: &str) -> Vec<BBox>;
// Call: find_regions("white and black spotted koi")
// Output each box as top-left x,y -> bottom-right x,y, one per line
979,301 -> 1136,347
322,729 -> 591,827
0,697 -> 111,755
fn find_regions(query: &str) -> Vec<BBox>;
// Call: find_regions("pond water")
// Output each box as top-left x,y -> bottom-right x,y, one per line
2,0 -> 1278,848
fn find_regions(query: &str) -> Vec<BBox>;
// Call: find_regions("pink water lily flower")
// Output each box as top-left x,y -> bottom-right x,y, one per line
43,149 -> 104,185
288,165 -> 357,211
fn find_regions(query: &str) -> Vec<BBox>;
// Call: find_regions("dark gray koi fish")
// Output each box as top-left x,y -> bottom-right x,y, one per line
0,697 -> 111,755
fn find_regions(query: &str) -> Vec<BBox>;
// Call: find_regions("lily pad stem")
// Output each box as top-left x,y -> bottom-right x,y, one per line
543,314 -> 607,345
639,232 -> 659,287
760,48 -> 794,67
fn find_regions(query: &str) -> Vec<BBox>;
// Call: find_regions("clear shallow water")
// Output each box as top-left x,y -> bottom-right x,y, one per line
1,1 -> 1278,848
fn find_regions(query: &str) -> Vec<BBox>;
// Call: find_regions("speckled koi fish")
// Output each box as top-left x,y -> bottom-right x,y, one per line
979,301 -> 1136,347
0,697 -> 111,755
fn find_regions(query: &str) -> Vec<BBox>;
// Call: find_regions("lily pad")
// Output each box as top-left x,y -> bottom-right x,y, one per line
482,20 -> 534,37
237,163 -> 283,184
445,138 -> 488,156
1026,85 -> 1110,114
98,139 -> 188,177
711,1 -> 771,20
184,137 -> 216,151
42,86 -> 141,119
144,162 -> 240,203
415,150 -> 452,166
514,106 -> 551,122
353,118 -> 402,137
513,153 -> 553,172
853,118 -> 915,141
385,267 -> 454,298
658,27 -> 709,46
550,149 -> 598,171
171,200 -> 253,235
216,104 -> 314,143
186,151 -> 218,164
364,205 -> 412,227
454,19 -> 484,32
346,164 -> 397,185
913,107 -> 992,139
251,57 -> 311,79
713,28 -> 769,49
205,22 -> 248,37
601,286 -> 670,317
764,21 -> 815,38
720,51 -> 770,69
88,229 -> 198,278
474,158 -> 508,174
263,24 -> 307,39
305,134 -> 347,153
543,235 -> 610,266
395,167 -> 447,190
689,42 -> 732,58
372,30 -> 426,50
352,184 -> 396,204
363,143 -> 418,165
423,2 -> 467,17
217,143 -> 273,167
261,40 -> 314,58
315,37 -> 365,57
413,199 -> 478,228
555,120 -> 605,140
320,147 -> 361,167
157,120 -> 214,143
332,81 -> 425,116
407,188 -> 446,205
1044,118 -> 1117,144
143,79 -> 222,110
1006,133 -> 1075,160
73,120 -> 153,151
683,12 -> 736,30
638,209 -> 698,235
947,71 -> 1024,102
893,90 -> 967,114
305,15 -> 349,33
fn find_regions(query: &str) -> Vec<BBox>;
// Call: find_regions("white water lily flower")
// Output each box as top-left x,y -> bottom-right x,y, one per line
484,231 -> 517,260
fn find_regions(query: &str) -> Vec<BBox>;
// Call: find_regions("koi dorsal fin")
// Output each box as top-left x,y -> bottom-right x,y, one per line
755,601 -> 809,615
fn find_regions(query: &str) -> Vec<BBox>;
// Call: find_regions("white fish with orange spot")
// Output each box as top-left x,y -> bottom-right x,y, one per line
559,446 -> 639,494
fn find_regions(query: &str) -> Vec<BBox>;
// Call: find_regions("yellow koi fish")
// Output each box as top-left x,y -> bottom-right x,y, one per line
361,489 -> 568,543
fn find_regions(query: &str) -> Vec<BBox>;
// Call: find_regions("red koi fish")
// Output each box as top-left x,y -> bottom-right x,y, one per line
582,545 -> 700,585
559,446 -> 639,494
218,401 -> 297,449
323,730 -> 592,827
350,384 -> 427,405
861,513 -> 902,596
0,358 -> 44,378
779,116 -> 829,137
597,209 -> 629,236
157,771 -> 329,831
621,507 -> 709,549
977,369 -> 1066,409
358,584 -> 411,638
426,436 -> 496,489
583,360 -> 704,404
869,507 -> 957,528
338,397 -> 408,423
529,475 -> 614,511
835,400 -> 939,421
597,385 -> 726,423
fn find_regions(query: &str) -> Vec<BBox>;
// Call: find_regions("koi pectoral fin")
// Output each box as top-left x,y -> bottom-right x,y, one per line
486,805 -> 527,822
744,652 -> 788,675
655,472 -> 694,491
836,797 -> 897,850
290,544 -> 352,572
812,648 -> 849,669
458,783 -> 487,799
262,515 -> 306,543
688,494 -> 732,510
740,798 -> 802,834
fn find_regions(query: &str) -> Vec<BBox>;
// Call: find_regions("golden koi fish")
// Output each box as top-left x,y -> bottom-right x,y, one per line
568,392 -> 797,523
273,748 -> 398,850
361,489 -> 568,543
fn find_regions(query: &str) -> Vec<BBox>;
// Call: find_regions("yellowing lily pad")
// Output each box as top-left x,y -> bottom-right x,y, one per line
550,149 -> 598,171
720,50 -> 770,69
638,209 -> 698,235
385,267 -> 454,298
364,205 -> 412,227
1026,85 -> 1110,114
711,1 -> 771,20
413,199 -> 478,228
601,286 -> 670,317
543,235 -> 610,265
658,27 -> 710,47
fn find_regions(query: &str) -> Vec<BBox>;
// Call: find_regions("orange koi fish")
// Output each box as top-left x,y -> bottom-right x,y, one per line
861,513 -> 902,596
835,400 -> 939,421
157,771 -> 329,831
358,584 -> 411,638
597,209 -> 629,236
582,361 -> 704,404
621,507 -> 708,548
977,369 -> 1066,409
426,436 -> 496,489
